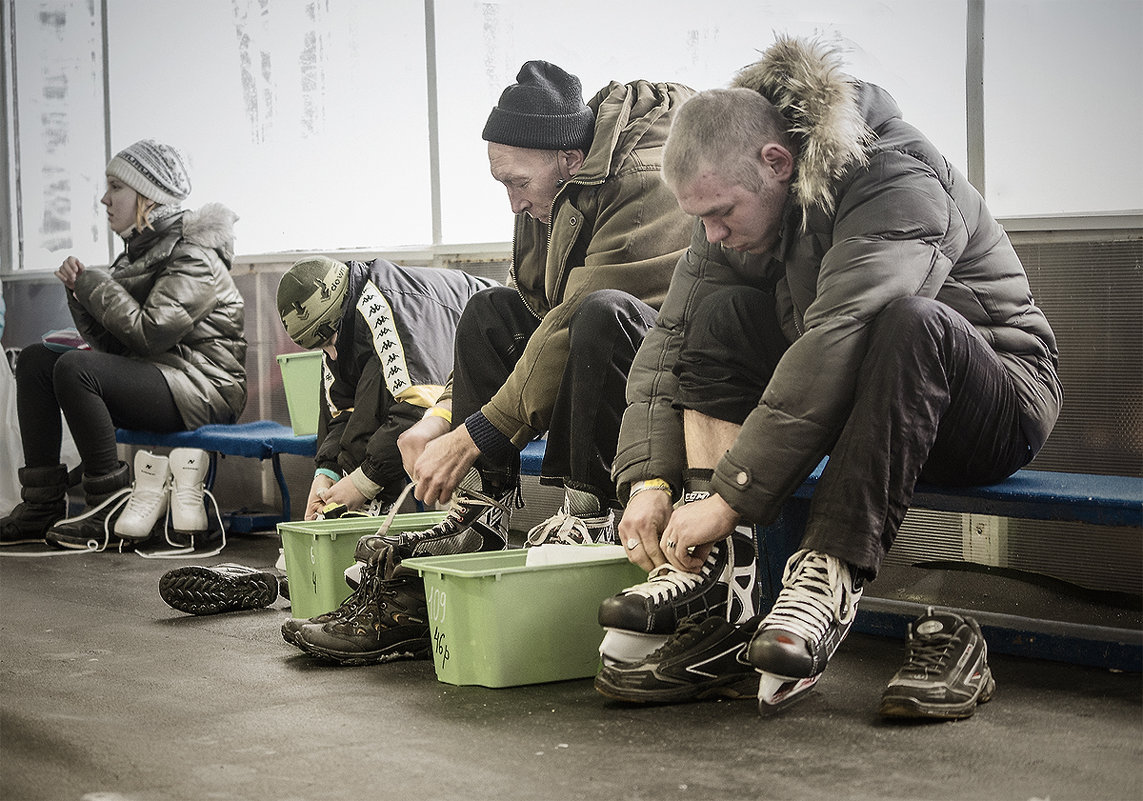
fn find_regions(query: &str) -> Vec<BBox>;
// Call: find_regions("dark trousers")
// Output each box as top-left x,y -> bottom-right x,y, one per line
676,289 -> 1032,578
451,286 -> 656,504
15,343 -> 183,476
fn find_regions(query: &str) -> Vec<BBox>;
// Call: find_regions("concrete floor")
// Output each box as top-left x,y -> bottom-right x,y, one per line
1,532 -> 1140,801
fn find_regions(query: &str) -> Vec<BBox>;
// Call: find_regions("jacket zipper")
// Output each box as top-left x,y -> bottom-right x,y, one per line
511,175 -> 604,323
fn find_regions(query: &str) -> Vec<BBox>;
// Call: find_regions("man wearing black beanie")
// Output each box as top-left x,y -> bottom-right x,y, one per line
284,59 -> 695,666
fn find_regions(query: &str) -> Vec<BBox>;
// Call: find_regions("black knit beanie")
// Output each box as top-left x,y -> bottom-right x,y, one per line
482,61 -> 595,151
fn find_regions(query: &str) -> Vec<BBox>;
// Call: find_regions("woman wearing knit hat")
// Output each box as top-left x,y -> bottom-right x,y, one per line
1,139 -> 246,551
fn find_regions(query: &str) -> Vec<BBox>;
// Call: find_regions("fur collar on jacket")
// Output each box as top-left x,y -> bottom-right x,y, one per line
181,202 -> 238,263
733,35 -> 874,220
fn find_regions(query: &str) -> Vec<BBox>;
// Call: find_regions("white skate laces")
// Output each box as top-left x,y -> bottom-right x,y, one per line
749,549 -> 863,715
620,534 -> 753,624
762,549 -> 861,646
115,450 -> 171,541
629,563 -> 707,602
525,504 -> 615,546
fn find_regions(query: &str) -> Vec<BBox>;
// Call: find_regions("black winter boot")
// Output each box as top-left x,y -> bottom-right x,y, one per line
45,462 -> 132,549
0,464 -> 70,544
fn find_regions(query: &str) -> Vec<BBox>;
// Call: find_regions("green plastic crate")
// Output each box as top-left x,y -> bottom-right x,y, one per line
403,548 -> 646,688
278,512 -> 446,619
276,351 -> 323,436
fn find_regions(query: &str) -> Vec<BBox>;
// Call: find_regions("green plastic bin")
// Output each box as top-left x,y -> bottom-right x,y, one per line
276,351 -> 323,436
403,548 -> 646,688
278,512 -> 447,619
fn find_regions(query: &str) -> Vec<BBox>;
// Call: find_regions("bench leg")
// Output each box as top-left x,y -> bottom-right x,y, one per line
272,453 -> 291,522
222,455 -> 292,533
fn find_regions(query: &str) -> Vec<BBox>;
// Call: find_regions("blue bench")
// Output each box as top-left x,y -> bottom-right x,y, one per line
520,439 -> 547,477
523,438 -> 1141,670
793,459 -> 1142,527
116,420 -> 317,532
762,457 -> 1142,671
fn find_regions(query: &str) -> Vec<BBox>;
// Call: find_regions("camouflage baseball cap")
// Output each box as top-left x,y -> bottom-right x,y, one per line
277,256 -> 350,349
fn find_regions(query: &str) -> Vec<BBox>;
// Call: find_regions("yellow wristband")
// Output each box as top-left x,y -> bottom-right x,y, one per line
424,406 -> 452,425
629,478 -> 672,500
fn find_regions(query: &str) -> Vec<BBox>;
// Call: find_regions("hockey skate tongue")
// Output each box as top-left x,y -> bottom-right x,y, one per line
372,482 -> 416,539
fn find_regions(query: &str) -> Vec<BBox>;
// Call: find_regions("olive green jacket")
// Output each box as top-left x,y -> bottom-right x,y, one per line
68,203 -> 247,428
478,78 -> 695,447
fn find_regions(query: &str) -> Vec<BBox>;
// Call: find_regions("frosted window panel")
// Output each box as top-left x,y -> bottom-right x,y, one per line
435,0 -> 966,244
105,0 -> 432,254
984,0 -> 1143,216
14,0 -> 110,271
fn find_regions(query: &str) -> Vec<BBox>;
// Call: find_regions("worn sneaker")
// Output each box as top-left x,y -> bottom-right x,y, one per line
594,613 -> 763,704
597,528 -> 758,664
289,547 -> 430,665
158,564 -> 279,615
879,608 -> 996,720
748,549 -> 863,714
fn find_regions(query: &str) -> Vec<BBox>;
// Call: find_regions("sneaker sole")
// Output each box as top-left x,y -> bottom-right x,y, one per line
292,634 -> 431,666
0,536 -> 48,546
879,670 -> 997,720
159,567 -> 278,615
281,620 -> 305,646
46,536 -> 111,550
594,672 -> 759,704
281,616 -> 335,647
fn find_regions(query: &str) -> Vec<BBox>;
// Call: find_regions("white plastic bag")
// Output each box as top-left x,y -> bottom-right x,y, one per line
0,355 -> 24,510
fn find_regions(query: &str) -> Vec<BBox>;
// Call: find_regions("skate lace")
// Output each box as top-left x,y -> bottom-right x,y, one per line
396,488 -> 510,547
624,563 -> 705,603
136,489 -> 228,560
0,489 -> 131,559
121,481 -> 168,517
328,558 -> 387,622
762,550 -> 857,644
525,507 -> 612,546
620,540 -> 725,603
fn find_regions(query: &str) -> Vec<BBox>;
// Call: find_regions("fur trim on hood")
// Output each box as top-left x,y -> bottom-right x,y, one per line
733,35 -> 873,219
181,202 -> 238,265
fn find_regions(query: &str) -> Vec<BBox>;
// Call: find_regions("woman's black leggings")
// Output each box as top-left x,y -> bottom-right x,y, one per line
15,343 -> 183,476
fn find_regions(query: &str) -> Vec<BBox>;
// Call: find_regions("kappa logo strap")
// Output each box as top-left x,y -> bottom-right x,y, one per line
356,280 -> 412,400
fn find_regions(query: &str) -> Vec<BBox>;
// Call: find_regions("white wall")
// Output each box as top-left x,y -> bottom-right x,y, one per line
4,0 -> 1141,272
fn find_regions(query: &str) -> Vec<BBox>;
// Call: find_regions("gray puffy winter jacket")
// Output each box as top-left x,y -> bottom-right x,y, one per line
68,203 -> 247,428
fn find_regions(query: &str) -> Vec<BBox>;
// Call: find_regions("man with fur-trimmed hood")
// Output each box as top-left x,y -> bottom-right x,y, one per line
596,36 -> 1060,718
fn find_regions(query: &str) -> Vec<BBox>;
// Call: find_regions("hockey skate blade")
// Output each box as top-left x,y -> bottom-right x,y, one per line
757,671 -> 820,716
599,628 -> 670,666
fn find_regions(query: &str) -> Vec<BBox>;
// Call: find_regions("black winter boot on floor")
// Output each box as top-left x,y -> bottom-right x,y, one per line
45,462 -> 132,549
0,464 -> 70,544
